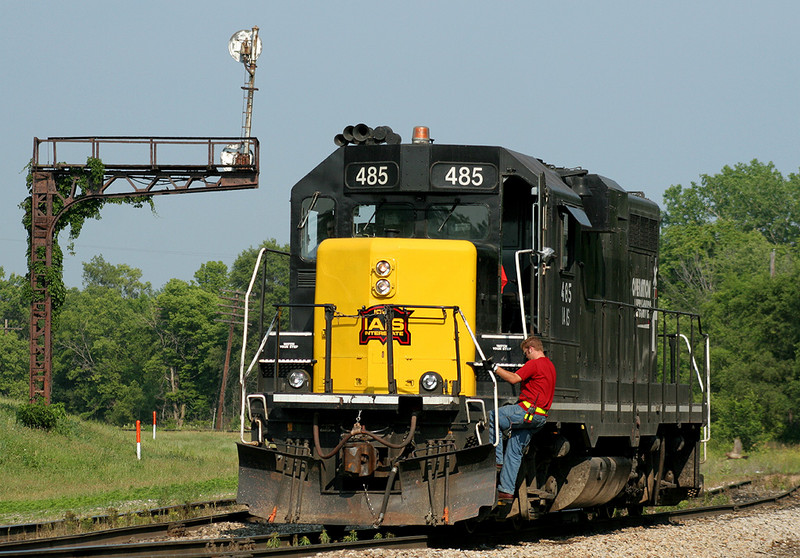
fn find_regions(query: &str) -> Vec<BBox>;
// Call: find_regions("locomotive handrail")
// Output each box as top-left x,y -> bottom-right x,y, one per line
239,313 -> 278,445
239,247 -> 267,445
455,308 -> 500,448
464,398 -> 488,444
700,334 -> 711,452
585,295 -> 712,456
679,333 -> 711,456
678,333 -> 706,392
585,295 -> 706,329
515,249 -> 534,338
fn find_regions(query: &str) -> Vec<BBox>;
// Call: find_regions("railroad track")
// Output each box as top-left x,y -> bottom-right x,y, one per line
1,484 -> 797,557
0,508 -> 427,557
455,482 -> 800,549
0,530 -> 429,558
0,499 -> 239,541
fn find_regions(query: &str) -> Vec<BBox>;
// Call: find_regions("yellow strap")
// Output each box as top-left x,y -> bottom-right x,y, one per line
520,401 -> 548,415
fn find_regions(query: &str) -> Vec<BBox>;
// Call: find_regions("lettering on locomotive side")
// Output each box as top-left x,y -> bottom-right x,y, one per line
560,281 -> 573,327
358,306 -> 413,345
632,277 -> 654,325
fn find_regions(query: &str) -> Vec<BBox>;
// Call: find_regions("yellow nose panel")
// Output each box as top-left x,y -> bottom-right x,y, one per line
313,237 -> 477,395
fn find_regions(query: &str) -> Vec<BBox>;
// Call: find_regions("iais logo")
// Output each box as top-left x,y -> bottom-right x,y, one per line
358,306 -> 413,345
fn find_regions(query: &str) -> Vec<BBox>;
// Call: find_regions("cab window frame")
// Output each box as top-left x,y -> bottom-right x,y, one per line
299,195 -> 336,261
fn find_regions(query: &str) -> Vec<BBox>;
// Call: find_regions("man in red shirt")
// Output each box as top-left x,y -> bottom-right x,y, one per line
487,335 -> 556,502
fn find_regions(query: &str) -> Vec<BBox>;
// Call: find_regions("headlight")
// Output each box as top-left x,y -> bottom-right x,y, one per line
288,370 -> 308,389
375,260 -> 392,277
375,278 -> 391,296
421,372 -> 440,392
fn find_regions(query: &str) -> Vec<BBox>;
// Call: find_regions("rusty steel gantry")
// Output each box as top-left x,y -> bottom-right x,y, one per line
28,136 -> 259,403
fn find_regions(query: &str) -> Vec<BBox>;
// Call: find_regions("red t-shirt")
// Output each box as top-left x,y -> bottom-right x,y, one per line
516,356 -> 556,411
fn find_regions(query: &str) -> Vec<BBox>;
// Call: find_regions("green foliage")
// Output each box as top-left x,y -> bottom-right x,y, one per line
266,532 -> 281,548
193,261 -> 229,293
663,159 -> 800,244
229,238 -> 289,297
343,529 -> 359,542
0,267 -> 29,333
24,237 -> 289,429
711,393 -> 765,450
319,529 -> 331,544
20,158 -> 155,315
0,268 -> 28,399
82,255 -> 152,298
661,159 -> 800,448
0,333 -> 28,399
16,401 -> 67,430
154,279 -> 226,426
53,279 -> 160,423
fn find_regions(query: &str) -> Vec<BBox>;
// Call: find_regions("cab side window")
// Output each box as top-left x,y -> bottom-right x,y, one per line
300,196 -> 336,260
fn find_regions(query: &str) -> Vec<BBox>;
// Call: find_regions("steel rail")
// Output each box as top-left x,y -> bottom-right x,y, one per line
0,510 -> 250,555
0,499 -> 239,541
0,524 -> 427,557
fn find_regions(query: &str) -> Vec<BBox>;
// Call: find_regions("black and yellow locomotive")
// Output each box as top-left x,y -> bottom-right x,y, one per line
237,126 -> 709,526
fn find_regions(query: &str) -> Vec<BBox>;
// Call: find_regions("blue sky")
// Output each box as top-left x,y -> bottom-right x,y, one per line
2,1 -> 798,290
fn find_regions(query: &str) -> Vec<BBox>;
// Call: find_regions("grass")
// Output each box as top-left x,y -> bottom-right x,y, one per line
701,440 -> 800,490
0,398 -> 239,524
657,440 -> 800,511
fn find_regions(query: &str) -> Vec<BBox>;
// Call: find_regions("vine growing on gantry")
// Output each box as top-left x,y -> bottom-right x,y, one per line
20,157 -> 154,315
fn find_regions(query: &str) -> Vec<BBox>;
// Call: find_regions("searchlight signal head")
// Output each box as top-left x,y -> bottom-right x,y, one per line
224,27 -> 261,168
228,28 -> 262,65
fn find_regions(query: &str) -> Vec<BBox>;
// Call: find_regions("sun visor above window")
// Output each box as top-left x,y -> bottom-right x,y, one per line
564,205 -> 593,228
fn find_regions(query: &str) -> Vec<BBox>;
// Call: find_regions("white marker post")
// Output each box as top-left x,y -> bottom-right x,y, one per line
136,420 -> 141,460
153,411 -> 157,440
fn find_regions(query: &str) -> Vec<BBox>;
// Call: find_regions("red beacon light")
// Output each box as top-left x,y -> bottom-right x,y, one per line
412,126 -> 431,144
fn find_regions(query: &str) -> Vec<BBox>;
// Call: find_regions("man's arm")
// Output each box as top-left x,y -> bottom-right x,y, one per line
484,360 -> 522,385
496,365 -> 522,385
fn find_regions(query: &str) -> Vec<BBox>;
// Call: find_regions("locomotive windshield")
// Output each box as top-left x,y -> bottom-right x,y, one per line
350,201 -> 489,240
426,203 -> 488,240
353,202 -> 415,237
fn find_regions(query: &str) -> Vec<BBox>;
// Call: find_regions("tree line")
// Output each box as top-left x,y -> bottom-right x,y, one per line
0,240 -> 288,428
2,159 -> 799,446
660,160 -> 800,448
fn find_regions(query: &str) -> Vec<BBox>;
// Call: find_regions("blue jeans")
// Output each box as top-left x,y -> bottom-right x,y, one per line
489,403 -> 547,495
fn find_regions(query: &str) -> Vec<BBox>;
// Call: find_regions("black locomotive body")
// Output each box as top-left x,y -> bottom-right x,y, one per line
237,128 -> 709,526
